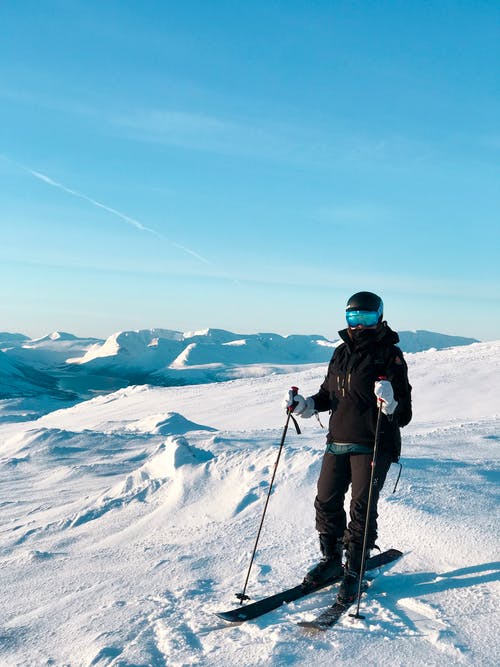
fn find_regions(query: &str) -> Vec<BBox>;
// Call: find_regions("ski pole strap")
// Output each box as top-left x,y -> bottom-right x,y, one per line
290,413 -> 301,435
392,462 -> 403,493
286,386 -> 301,435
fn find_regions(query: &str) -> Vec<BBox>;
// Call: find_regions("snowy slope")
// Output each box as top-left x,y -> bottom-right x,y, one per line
0,332 -> 30,347
0,349 -> 70,400
0,341 -> 498,666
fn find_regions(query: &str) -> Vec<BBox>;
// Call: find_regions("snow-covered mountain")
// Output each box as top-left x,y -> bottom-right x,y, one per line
0,327 -> 480,400
68,328 -> 340,388
397,329 -> 478,352
3,330 -> 103,370
0,340 -> 498,666
69,327 -> 479,373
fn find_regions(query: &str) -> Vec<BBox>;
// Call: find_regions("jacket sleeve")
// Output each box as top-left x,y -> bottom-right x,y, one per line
387,347 -> 412,427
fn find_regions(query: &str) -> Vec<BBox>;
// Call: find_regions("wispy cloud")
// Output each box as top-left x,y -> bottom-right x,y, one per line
112,108 -> 436,169
1,85 -> 316,162
1,85 -> 435,167
0,86 -> 99,118
314,202 -> 393,226
2,155 -> 212,264
112,108 -> 287,160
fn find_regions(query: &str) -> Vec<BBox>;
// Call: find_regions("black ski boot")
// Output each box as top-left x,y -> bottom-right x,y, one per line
337,544 -> 366,603
302,535 -> 343,587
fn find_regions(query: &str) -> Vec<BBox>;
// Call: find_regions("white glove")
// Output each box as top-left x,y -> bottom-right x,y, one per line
281,390 -> 316,418
374,380 -> 398,415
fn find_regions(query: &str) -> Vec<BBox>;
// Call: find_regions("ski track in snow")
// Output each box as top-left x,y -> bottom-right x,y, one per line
0,341 -> 499,666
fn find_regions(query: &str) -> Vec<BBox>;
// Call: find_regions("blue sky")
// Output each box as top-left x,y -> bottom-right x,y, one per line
1,1 -> 498,341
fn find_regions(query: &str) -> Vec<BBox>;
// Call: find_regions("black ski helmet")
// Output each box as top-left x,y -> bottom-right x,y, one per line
346,291 -> 383,321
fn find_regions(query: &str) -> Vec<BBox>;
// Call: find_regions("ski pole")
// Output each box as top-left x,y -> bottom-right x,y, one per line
235,386 -> 301,604
350,377 -> 386,620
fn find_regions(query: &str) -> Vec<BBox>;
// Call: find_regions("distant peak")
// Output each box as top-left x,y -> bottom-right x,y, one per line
31,331 -> 78,343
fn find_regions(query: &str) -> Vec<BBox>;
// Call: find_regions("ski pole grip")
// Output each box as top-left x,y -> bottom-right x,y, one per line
376,376 -> 387,406
288,386 -> 299,413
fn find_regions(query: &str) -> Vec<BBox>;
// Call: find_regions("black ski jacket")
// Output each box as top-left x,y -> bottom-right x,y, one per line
311,323 -> 412,461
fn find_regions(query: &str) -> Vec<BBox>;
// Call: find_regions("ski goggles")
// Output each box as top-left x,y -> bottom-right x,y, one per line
346,309 -> 381,328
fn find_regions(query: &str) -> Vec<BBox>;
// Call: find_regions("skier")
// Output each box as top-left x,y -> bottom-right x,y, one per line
283,291 -> 412,602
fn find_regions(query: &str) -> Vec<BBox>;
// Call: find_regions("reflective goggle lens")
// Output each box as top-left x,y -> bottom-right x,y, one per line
346,310 -> 380,327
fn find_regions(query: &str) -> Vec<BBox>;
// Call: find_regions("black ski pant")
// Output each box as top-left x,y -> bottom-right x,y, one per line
314,450 -> 392,550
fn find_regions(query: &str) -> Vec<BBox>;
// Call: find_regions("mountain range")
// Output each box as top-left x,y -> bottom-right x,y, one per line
0,327 -> 479,400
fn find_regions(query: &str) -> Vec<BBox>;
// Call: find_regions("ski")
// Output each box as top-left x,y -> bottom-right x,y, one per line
297,548 -> 403,631
215,548 -> 401,623
296,584 -> 368,630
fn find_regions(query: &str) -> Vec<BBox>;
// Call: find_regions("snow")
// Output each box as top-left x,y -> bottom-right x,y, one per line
0,327 -> 479,401
0,350 -> 65,400
0,339 -> 498,666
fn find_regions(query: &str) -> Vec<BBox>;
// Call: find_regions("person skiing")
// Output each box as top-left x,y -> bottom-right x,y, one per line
283,291 -> 412,602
